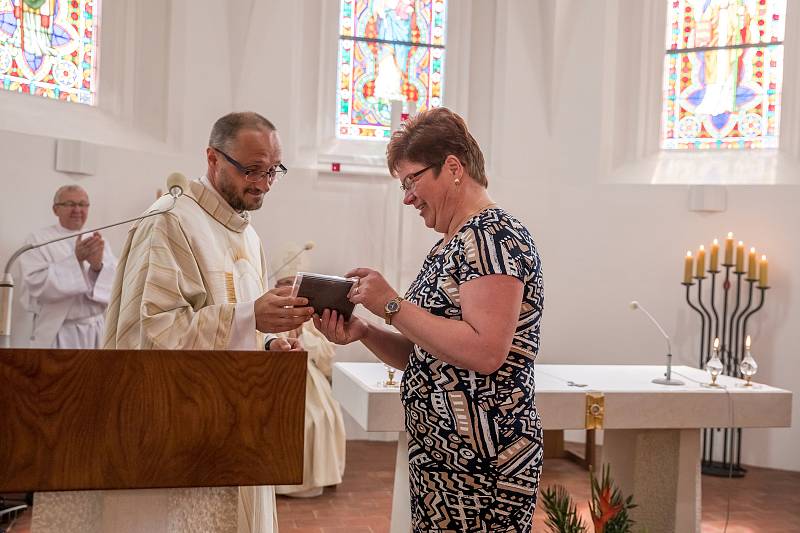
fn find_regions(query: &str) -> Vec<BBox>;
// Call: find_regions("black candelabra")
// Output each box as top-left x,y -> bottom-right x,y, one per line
683,259 -> 769,478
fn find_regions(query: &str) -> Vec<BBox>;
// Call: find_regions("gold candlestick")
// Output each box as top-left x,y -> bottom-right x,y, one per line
383,363 -> 399,387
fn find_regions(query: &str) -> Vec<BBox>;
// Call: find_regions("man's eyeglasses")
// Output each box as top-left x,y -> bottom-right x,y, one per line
212,147 -> 288,184
54,201 -> 90,208
400,163 -> 438,192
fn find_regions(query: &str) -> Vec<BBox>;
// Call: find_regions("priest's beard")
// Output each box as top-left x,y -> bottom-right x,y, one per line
217,168 -> 265,211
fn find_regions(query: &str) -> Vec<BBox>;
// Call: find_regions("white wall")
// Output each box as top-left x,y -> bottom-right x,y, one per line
0,0 -> 796,470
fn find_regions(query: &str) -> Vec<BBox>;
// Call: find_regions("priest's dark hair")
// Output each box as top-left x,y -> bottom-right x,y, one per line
209,112 -> 276,152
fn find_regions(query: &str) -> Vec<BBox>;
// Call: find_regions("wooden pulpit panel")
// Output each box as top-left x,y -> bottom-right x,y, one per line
0,349 -> 306,492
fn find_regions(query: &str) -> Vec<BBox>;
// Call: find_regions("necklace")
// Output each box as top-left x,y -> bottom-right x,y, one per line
433,201 -> 497,255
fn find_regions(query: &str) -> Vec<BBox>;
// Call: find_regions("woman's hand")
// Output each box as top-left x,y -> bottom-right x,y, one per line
314,309 -> 369,345
346,268 -> 398,318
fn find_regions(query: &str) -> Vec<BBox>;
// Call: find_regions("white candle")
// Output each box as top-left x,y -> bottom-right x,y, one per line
724,232 -> 734,265
758,255 -> 768,288
695,245 -> 706,278
683,251 -> 693,284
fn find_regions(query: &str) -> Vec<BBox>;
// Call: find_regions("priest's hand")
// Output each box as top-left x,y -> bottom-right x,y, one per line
267,337 -> 304,351
255,285 -> 315,333
314,309 -> 368,345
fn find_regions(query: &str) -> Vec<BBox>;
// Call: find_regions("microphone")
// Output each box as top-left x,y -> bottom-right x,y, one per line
272,241 -> 315,280
629,300 -> 684,386
166,172 -> 189,199
0,173 -> 189,348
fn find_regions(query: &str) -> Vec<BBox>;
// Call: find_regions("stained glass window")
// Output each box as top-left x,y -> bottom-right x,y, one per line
337,0 -> 447,140
0,0 -> 100,105
662,0 -> 786,150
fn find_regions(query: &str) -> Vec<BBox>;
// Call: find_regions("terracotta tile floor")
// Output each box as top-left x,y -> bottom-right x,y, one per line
276,441 -> 800,533
6,440 -> 800,532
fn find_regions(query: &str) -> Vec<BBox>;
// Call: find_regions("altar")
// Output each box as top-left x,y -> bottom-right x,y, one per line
332,363 -> 793,533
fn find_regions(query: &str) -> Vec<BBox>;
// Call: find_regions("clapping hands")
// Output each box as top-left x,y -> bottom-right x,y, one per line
75,232 -> 105,272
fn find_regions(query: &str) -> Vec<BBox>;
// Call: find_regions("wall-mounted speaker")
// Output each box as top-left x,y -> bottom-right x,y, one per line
688,185 -> 727,213
55,139 -> 97,176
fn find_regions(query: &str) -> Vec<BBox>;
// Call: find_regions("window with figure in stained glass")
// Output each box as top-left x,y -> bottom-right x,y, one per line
337,0 -> 447,141
0,0 -> 100,105
662,0 -> 786,150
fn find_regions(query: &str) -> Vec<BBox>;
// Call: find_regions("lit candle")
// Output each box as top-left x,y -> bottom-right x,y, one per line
710,239 -> 719,272
758,255 -> 768,288
748,247 -> 758,280
707,337 -> 724,384
735,241 -> 745,272
724,232 -> 734,265
683,251 -> 693,284
695,245 -> 706,278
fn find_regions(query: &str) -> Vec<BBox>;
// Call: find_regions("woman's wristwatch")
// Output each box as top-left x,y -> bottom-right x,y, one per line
384,296 -> 404,325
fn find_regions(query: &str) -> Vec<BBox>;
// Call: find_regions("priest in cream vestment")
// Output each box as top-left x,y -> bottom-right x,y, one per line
274,320 -> 346,497
30,113 -> 314,533
271,255 -> 346,498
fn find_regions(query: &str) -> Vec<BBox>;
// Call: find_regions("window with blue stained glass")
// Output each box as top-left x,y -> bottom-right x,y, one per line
337,0 -> 447,140
662,0 -> 786,150
0,0 -> 100,105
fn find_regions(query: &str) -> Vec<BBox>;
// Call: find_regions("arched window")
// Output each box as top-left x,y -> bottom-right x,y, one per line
336,0 -> 447,141
0,0 -> 100,105
662,0 -> 786,150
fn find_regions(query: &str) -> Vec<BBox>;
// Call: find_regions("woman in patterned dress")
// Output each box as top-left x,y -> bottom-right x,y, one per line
314,107 -> 544,532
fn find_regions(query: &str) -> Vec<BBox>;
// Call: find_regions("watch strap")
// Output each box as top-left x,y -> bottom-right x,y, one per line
384,296 -> 404,325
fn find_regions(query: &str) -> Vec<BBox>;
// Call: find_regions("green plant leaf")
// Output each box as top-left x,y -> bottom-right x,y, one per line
541,484 -> 588,533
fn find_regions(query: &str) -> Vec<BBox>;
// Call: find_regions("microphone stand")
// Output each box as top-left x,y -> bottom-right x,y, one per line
1,192 -> 182,348
651,336 -> 683,386
632,301 -> 685,386
272,245 -> 314,281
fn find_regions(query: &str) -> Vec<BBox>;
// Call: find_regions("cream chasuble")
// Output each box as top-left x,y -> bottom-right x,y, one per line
31,179 -> 278,533
104,178 -> 267,351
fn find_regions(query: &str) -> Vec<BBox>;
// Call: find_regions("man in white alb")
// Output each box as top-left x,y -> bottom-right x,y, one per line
19,185 -> 117,349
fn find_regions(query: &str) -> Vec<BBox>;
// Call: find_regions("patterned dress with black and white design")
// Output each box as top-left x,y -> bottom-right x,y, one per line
401,207 -> 544,532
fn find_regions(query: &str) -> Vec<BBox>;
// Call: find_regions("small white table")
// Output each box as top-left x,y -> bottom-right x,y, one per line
332,363 -> 792,533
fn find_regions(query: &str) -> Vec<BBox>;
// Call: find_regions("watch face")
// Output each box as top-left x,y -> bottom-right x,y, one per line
386,300 -> 400,313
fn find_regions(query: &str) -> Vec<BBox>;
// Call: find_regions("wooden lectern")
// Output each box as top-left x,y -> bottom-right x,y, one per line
0,349 -> 306,492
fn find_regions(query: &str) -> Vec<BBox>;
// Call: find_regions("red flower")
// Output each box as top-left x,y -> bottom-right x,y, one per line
591,486 -> 623,533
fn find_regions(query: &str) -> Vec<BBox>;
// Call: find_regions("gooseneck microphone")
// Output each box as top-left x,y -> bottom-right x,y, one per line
0,173 -> 190,348
272,241 -> 316,280
166,172 -> 188,199
629,300 -> 685,386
